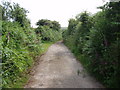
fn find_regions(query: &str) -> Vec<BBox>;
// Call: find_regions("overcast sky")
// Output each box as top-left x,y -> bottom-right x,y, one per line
1,0 -> 106,27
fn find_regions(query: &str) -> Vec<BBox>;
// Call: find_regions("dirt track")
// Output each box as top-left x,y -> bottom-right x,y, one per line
24,41 -> 104,88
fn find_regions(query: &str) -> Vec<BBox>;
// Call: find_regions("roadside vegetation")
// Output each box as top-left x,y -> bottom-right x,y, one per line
1,0 -> 120,88
0,1 -> 62,88
63,1 -> 120,88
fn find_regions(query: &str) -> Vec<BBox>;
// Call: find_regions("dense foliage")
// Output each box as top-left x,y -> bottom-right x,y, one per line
35,19 -> 62,41
63,1 -> 120,88
1,1 -> 62,87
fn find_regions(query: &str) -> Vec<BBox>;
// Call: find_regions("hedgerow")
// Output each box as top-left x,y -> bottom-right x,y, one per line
1,21 -> 41,87
35,19 -> 62,42
63,2 -> 120,88
1,1 -> 62,87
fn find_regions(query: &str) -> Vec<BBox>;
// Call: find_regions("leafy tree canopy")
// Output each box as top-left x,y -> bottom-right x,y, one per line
1,1 -> 30,27
36,19 -> 61,31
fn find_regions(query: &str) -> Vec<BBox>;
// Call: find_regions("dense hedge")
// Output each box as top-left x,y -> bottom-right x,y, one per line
35,19 -> 62,42
0,2 -> 62,87
1,21 -> 41,87
63,2 -> 120,88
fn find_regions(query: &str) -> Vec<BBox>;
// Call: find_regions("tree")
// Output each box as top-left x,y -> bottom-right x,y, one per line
1,1 -> 30,27
1,1 -> 12,21
36,19 -> 62,41
67,18 -> 78,35
11,3 -> 30,27
76,11 -> 92,34
36,19 -> 61,31
52,21 -> 61,31
36,19 -> 52,26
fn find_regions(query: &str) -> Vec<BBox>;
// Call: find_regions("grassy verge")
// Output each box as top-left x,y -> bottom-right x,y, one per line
65,43 -> 91,72
64,43 -> 106,87
9,41 -> 53,88
75,54 -> 91,70
40,41 -> 53,54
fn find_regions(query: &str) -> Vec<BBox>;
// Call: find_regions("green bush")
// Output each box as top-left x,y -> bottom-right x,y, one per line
1,1 -> 60,88
35,25 -> 62,42
1,21 -> 42,87
63,2 -> 120,88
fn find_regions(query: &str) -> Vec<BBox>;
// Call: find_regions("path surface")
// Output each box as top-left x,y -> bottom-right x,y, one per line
25,41 -> 104,88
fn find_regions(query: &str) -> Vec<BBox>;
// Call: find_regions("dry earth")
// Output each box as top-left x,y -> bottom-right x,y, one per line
24,41 -> 104,88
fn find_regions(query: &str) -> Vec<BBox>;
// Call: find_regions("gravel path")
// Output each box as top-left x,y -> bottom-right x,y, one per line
24,41 -> 104,88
